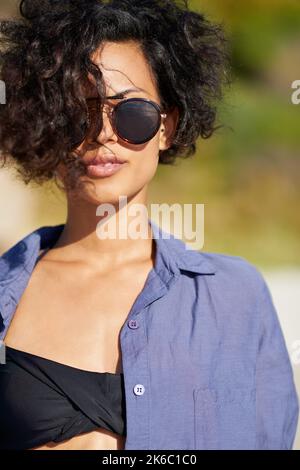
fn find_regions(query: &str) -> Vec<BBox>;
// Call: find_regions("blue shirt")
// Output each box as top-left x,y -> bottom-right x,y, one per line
0,219 -> 298,450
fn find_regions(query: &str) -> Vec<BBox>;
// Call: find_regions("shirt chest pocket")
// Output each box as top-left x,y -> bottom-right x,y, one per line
193,386 -> 256,449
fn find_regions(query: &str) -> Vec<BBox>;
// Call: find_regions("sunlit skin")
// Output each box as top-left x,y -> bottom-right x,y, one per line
53,40 -> 179,268
4,40 -> 179,450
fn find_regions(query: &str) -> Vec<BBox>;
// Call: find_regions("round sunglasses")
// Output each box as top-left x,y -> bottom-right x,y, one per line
84,97 -> 167,145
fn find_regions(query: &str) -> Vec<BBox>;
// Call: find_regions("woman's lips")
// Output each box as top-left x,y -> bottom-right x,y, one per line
86,161 -> 127,178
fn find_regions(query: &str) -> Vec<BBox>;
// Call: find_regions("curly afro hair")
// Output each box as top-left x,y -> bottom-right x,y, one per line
0,0 -> 230,190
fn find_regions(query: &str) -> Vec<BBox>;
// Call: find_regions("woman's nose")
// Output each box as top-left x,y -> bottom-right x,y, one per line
88,106 -> 118,144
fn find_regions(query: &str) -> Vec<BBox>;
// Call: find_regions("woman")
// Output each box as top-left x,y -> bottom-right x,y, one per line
0,0 -> 298,451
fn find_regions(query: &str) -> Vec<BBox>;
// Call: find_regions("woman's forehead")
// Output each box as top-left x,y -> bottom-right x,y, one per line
87,41 -> 159,99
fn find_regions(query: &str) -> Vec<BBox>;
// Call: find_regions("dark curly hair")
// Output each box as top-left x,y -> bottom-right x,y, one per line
0,0 -> 230,190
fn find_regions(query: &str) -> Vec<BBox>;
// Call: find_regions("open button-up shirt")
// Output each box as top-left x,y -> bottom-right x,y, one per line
0,219 -> 298,449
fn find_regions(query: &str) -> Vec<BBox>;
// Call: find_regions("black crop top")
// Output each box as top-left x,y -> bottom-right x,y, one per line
0,346 -> 126,450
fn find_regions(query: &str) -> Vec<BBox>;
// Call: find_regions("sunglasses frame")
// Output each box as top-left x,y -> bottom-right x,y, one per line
85,96 -> 167,145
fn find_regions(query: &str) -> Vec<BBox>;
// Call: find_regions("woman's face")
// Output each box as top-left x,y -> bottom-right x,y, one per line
61,40 -> 178,206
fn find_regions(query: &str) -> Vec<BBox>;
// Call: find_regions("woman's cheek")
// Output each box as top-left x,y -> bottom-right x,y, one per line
132,151 -> 159,186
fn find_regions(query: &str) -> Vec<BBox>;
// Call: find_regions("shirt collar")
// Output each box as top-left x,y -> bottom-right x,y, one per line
0,218 -> 216,288
0,219 -> 216,332
150,219 -> 216,275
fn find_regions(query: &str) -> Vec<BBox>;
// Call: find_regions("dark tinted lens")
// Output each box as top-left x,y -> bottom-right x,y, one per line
114,100 -> 161,144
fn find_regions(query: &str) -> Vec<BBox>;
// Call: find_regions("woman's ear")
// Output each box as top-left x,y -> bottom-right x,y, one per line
159,106 -> 179,151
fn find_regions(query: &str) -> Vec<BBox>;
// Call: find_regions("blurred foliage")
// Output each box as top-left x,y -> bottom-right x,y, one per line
0,0 -> 300,267
153,0 -> 300,267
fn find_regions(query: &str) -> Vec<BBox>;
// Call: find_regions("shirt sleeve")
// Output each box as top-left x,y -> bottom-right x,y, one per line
255,276 -> 299,449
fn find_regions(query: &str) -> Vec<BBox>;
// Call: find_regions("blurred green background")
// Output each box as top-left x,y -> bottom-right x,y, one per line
0,0 -> 300,268
1,0 -> 300,450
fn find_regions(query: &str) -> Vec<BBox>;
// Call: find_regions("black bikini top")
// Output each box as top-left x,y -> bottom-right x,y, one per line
0,346 -> 126,450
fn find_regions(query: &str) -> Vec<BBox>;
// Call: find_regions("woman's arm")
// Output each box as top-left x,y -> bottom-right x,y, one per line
255,277 -> 299,449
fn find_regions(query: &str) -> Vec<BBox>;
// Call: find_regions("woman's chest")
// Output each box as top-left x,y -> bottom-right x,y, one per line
3,258 -> 153,374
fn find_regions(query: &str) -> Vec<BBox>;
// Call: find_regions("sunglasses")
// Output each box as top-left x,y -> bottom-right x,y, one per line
83,96 -> 167,146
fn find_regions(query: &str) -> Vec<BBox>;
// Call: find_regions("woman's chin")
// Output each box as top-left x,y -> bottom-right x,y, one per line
69,181 -> 129,207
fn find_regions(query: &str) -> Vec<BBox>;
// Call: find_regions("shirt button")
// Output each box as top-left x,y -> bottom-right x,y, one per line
128,319 -> 139,329
133,384 -> 145,396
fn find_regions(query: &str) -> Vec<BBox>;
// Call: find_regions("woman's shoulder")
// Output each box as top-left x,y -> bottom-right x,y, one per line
197,249 -> 269,305
166,233 -> 274,320
172,238 -> 277,327
165,232 -> 267,293
0,225 -> 64,283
